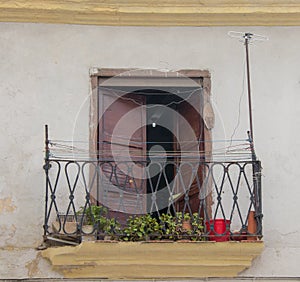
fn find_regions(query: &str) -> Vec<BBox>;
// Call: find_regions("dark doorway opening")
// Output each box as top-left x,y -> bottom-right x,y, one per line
146,123 -> 175,216
145,92 -> 183,216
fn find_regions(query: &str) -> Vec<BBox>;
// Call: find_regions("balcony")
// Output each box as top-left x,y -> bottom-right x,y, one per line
41,127 -> 263,278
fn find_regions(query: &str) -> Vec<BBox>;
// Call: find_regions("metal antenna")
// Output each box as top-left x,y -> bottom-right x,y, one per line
228,31 -> 268,160
244,33 -> 254,143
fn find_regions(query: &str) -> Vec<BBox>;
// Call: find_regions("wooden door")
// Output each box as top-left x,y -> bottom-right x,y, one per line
174,89 -> 204,214
97,87 -> 147,220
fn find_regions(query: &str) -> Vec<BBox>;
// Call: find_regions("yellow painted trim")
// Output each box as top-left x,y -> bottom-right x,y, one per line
0,0 -> 300,26
42,241 -> 264,279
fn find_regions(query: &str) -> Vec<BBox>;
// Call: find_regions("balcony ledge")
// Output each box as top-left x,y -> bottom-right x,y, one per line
42,240 -> 264,279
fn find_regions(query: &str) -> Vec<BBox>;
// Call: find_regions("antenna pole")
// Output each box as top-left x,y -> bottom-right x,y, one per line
244,33 -> 254,143
244,33 -> 257,160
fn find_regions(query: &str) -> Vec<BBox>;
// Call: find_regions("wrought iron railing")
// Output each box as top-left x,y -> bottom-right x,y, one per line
43,141 -> 262,244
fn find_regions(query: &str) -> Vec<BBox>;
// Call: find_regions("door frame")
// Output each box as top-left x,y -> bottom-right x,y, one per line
89,68 -> 213,215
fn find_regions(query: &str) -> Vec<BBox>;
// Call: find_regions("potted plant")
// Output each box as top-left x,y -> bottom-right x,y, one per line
121,214 -> 161,241
159,213 -> 178,240
76,209 -> 205,242
77,205 -> 120,240
247,210 -> 257,241
159,212 -> 202,240
191,213 -> 204,241
205,218 -> 231,242
182,212 -> 192,231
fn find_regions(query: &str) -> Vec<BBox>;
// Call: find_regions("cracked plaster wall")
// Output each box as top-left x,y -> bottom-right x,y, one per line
0,23 -> 299,278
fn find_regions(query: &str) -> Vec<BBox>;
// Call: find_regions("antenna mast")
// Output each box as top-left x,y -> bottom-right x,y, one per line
228,31 -> 268,160
244,33 -> 254,143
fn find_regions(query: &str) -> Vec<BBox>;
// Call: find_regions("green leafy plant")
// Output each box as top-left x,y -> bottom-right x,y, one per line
159,212 -> 204,240
77,205 -> 121,238
183,213 -> 191,221
159,213 -> 178,239
175,212 -> 192,238
191,213 -> 204,241
159,212 -> 192,240
77,207 -> 204,242
77,205 -> 107,225
121,214 -> 161,241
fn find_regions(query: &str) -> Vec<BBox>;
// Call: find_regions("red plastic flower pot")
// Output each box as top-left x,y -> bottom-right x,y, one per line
205,219 -> 231,242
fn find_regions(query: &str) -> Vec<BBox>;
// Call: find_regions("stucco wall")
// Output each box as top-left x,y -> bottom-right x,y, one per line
0,23 -> 299,278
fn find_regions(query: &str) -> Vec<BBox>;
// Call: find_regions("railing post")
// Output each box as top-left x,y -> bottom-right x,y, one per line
247,131 -> 262,238
43,124 -> 50,239
253,160 -> 263,237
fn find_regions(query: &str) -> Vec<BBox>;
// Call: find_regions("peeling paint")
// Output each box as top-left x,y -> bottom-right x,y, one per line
0,197 -> 16,214
25,253 -> 40,277
0,224 -> 16,248
0,248 -> 62,279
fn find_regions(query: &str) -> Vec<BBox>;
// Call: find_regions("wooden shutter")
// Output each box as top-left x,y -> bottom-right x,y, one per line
174,89 -> 204,214
97,87 -> 147,218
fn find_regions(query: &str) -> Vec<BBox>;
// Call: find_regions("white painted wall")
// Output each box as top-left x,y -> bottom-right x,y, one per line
0,23 -> 299,278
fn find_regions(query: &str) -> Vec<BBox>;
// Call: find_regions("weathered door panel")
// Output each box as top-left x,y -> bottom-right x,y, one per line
174,90 -> 204,214
97,87 -> 146,218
